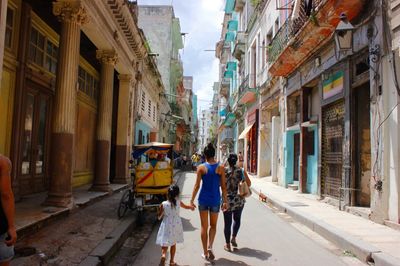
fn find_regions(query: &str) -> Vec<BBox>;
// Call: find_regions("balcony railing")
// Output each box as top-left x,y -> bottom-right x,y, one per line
268,0 -> 326,63
267,0 -> 363,77
267,0 -> 323,64
220,127 -> 234,143
233,32 -> 245,61
238,74 -> 257,104
219,78 -> 230,98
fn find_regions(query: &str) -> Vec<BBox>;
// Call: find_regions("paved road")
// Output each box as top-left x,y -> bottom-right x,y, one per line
114,172 -> 365,266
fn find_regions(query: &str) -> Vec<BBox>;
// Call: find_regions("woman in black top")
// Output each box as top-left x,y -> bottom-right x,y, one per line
222,153 -> 251,251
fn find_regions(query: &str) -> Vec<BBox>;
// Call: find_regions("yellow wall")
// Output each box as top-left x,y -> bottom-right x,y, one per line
0,68 -> 14,156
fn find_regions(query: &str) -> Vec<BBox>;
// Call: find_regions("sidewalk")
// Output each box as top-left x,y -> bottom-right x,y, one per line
12,170 -> 182,265
249,176 -> 400,266
15,183 -> 128,239
15,169 -> 181,239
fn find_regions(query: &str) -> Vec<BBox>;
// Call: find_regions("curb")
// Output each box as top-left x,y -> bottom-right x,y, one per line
80,169 -> 183,265
80,215 -> 137,266
250,187 -> 400,265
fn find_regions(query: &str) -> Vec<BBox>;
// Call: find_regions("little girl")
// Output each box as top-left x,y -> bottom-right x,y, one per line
156,184 -> 194,265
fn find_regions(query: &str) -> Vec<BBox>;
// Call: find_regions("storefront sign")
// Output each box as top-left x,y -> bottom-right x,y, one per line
323,70 -> 344,100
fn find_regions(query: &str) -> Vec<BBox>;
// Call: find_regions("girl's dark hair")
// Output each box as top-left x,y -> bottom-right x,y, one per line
167,184 -> 180,207
227,153 -> 238,167
203,143 -> 215,159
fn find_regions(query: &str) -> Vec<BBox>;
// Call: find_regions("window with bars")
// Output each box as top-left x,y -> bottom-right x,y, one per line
148,99 -> 151,118
153,105 -> 156,122
28,27 -> 58,74
5,8 -> 14,49
78,66 -> 99,101
141,91 -> 146,112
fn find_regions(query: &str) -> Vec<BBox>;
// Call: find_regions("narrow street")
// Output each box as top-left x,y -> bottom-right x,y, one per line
111,172 -> 364,266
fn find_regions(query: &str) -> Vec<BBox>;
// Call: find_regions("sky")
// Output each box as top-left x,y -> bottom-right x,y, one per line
138,0 -> 225,114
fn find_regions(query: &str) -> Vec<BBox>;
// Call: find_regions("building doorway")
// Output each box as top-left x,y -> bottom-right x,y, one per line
353,82 -> 371,207
293,133 -> 300,182
19,83 -> 52,195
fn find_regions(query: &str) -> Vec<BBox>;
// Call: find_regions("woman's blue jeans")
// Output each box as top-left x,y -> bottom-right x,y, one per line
223,206 -> 243,244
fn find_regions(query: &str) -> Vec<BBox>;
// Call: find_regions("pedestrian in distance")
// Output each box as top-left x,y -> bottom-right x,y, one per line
190,143 -> 228,261
222,153 -> 251,252
0,155 -> 16,266
156,184 -> 195,266
238,151 -> 244,168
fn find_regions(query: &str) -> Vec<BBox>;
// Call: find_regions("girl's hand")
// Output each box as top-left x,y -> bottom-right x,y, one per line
190,201 -> 196,210
222,202 -> 228,212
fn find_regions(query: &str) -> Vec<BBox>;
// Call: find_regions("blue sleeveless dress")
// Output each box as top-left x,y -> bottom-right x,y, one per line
198,162 -> 221,207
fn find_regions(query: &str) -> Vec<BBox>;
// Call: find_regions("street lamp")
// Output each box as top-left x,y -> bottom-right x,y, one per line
334,13 -> 355,52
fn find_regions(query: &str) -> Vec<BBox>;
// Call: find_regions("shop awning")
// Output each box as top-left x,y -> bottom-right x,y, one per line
238,123 -> 254,139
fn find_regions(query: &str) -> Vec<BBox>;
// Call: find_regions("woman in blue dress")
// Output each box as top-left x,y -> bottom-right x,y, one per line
190,143 -> 228,261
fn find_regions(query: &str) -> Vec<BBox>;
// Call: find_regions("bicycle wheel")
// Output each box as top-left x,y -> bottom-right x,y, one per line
118,189 -> 131,219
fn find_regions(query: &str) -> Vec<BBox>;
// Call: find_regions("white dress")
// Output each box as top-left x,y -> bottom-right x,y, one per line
156,199 -> 184,247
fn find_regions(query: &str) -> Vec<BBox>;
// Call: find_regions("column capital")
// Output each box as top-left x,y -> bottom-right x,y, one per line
96,50 -> 118,65
53,0 -> 89,25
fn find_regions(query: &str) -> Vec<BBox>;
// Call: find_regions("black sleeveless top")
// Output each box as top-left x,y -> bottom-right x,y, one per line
0,202 -> 8,234
0,192 -> 8,234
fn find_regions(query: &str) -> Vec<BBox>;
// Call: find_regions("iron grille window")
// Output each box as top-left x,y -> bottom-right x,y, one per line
148,99 -> 151,118
141,91 -> 146,112
78,66 -> 99,101
5,8 -> 14,49
29,27 -> 58,74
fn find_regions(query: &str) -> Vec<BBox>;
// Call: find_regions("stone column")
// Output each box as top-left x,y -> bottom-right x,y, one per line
114,74 -> 134,184
44,0 -> 88,207
91,50 -> 118,191
0,0 -> 7,84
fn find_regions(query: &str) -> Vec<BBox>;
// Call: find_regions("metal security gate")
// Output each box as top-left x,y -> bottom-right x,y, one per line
321,100 -> 345,199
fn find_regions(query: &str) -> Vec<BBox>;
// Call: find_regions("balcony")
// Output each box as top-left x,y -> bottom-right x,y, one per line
224,61 -> 237,79
234,0 -> 245,11
233,31 -> 245,61
220,127 -> 234,143
267,0 -> 364,77
219,78 -> 230,98
238,74 -> 257,105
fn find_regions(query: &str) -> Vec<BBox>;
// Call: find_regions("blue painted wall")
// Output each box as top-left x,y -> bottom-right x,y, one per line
306,126 -> 318,194
135,121 -> 151,145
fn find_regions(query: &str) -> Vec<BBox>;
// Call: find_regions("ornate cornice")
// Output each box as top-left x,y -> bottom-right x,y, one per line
96,50 -> 118,65
53,0 -> 89,25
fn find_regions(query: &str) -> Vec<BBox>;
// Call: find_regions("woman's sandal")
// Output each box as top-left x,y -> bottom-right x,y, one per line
224,245 -> 232,252
207,249 -> 215,260
159,256 -> 166,266
201,253 -> 209,261
231,239 -> 238,248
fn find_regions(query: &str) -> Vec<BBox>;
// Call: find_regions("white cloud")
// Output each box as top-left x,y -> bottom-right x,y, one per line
139,0 -> 224,114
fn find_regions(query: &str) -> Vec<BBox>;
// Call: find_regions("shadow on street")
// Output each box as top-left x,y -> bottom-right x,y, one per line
232,247 -> 272,261
182,217 -> 197,232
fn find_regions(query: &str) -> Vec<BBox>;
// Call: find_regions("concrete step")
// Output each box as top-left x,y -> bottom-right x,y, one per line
287,184 -> 299,190
344,206 -> 371,220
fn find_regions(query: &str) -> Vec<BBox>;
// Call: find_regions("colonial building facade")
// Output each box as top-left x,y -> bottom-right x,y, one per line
0,0 -> 164,207
216,0 -> 400,226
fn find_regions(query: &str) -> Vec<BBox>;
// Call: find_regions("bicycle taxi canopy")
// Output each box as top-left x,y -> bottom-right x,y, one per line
132,142 -> 174,195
